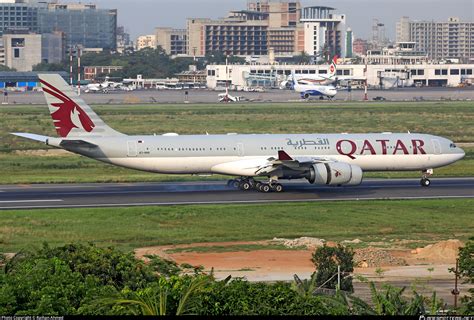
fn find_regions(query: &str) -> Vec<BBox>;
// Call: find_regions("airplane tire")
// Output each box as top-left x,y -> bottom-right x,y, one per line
420,178 -> 431,187
261,184 -> 271,193
232,180 -> 240,189
273,184 -> 284,193
227,179 -> 236,188
304,93 -> 310,100
240,181 -> 251,191
255,182 -> 263,190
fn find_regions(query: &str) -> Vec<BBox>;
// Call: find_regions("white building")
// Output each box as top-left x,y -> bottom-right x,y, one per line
136,34 -> 157,51
396,16 -> 474,62
301,6 -> 347,59
206,62 -> 474,89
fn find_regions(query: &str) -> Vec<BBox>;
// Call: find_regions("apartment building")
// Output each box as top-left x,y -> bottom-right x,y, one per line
155,27 -> 187,56
396,16 -> 474,62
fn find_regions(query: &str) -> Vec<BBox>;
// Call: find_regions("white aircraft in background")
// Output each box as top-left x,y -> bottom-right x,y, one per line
85,76 -> 123,93
293,80 -> 338,100
280,55 -> 366,89
218,89 -> 246,102
12,74 -> 465,192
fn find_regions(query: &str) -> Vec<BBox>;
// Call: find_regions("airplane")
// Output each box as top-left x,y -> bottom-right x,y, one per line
280,55 -> 365,88
218,89 -> 246,102
289,69 -> 338,100
293,80 -> 338,100
84,76 -> 123,93
12,74 -> 465,193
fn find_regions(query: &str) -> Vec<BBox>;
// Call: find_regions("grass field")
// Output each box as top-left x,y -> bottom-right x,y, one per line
0,101 -> 473,184
0,199 -> 472,253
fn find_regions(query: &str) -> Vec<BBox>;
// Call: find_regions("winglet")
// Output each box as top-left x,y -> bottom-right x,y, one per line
278,150 -> 293,161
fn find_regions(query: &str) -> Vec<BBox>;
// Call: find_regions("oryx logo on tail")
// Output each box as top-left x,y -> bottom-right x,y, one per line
329,55 -> 338,77
40,79 -> 95,137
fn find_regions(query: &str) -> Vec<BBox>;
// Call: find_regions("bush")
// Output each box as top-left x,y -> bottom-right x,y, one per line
312,244 -> 355,292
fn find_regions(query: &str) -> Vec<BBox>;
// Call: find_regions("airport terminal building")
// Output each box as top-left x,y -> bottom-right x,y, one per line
206,62 -> 474,90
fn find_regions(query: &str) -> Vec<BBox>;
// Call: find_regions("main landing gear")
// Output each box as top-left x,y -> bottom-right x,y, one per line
420,169 -> 433,187
227,177 -> 284,193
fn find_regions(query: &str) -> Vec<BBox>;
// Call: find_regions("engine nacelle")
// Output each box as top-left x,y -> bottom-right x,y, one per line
307,162 -> 363,186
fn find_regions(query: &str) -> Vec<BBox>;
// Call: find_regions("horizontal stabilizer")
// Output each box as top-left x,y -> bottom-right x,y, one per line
11,132 -> 49,143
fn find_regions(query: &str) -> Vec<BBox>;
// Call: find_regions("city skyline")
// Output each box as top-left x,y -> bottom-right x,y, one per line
63,0 -> 473,40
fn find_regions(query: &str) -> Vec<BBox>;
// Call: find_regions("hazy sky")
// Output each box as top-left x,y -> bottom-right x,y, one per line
67,0 -> 473,40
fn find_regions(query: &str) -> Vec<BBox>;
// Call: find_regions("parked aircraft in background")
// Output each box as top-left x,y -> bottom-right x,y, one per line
12,74 -> 465,192
218,89 -> 246,102
293,81 -> 338,100
84,76 -> 124,93
280,56 -> 366,89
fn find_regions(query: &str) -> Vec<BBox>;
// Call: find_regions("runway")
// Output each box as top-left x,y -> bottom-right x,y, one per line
4,86 -> 474,105
0,177 -> 472,210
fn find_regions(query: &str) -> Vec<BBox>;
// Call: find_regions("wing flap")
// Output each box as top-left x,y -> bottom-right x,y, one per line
60,140 -> 98,149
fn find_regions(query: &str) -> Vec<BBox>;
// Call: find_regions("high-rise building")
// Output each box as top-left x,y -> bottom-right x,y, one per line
38,3 -> 117,50
301,6 -> 347,59
187,0 -> 309,57
396,16 -> 474,62
155,27 -> 187,56
0,1 -> 117,51
0,0 -> 45,35
116,26 -> 132,53
41,31 -> 64,63
345,28 -> 352,58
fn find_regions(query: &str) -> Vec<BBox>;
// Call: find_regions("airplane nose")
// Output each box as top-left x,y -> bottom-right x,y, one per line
458,147 -> 466,160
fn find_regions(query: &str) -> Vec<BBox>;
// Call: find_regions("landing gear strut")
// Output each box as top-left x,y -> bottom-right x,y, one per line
420,169 -> 433,187
227,177 -> 284,193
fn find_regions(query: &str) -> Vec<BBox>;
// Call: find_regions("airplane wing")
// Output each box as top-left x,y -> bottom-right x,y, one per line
255,150 -> 331,175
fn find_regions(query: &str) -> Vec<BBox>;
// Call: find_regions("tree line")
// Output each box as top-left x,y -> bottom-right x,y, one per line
31,47 -> 246,80
0,239 -> 472,316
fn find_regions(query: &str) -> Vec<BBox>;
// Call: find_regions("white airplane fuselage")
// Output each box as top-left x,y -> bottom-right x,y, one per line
46,133 -> 464,176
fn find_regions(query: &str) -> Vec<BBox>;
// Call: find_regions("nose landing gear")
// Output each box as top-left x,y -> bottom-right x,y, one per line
420,169 -> 433,187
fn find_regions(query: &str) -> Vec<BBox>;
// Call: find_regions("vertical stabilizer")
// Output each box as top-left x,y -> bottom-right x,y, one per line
38,73 -> 123,138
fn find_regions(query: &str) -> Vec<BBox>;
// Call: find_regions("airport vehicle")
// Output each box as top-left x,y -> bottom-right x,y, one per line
12,74 -> 465,192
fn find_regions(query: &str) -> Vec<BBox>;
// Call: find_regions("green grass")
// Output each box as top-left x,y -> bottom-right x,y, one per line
1,101 -> 473,184
0,199 -> 472,253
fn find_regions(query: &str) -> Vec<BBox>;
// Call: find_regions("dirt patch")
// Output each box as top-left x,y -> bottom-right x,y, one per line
406,239 -> 463,264
171,250 -> 314,274
135,239 -> 464,281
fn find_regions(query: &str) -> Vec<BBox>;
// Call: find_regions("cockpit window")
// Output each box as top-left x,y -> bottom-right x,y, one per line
450,143 -> 457,148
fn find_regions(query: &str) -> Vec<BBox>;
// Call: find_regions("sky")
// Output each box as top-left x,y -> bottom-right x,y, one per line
67,0 -> 473,40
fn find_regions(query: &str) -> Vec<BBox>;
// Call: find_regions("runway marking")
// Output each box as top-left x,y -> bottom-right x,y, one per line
0,195 -> 472,210
0,199 -> 63,204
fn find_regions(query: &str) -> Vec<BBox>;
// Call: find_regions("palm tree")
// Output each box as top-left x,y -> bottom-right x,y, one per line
111,276 -> 211,315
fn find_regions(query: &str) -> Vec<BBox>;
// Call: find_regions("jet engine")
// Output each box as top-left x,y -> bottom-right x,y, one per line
306,162 -> 363,186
